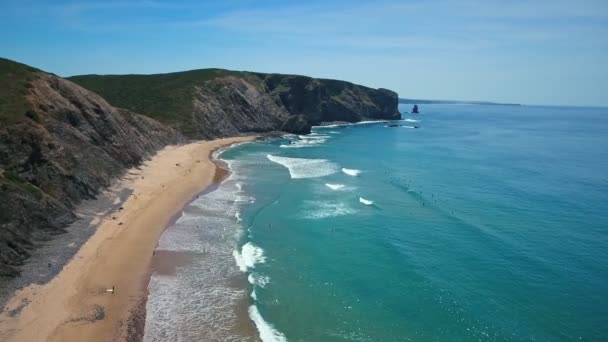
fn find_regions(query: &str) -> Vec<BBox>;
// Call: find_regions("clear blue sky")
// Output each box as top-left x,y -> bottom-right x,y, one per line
1,0 -> 607,106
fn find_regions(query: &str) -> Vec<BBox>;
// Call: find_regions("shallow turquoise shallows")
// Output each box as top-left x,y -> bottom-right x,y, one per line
220,104 -> 608,341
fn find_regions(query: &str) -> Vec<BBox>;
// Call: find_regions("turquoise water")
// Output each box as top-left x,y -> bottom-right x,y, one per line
222,104 -> 608,341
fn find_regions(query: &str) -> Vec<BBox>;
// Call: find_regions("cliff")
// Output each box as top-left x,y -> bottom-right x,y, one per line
1,58 -> 399,278
0,58 -> 183,277
68,70 -> 401,138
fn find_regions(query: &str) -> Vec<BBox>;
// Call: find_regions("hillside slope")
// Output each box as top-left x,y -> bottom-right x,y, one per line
69,70 -> 400,138
0,58 -> 183,277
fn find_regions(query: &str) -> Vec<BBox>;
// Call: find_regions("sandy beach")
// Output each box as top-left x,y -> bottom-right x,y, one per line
0,136 -> 256,342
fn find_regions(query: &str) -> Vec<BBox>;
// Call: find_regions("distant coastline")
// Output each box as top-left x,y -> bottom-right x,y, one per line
399,98 -> 521,106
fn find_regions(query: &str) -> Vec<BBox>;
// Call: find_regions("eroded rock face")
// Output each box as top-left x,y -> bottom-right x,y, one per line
186,74 -> 401,138
0,73 -> 183,277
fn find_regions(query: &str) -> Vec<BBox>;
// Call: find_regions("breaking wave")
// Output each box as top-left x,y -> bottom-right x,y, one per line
267,154 -> 338,179
325,183 -> 346,191
342,168 -> 362,176
303,200 -> 355,219
248,273 -> 270,288
359,197 -> 374,205
249,305 -> 287,342
233,242 -> 266,272
280,134 -> 330,148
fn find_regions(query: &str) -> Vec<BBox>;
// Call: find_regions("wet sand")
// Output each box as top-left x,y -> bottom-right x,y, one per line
0,137 -> 256,342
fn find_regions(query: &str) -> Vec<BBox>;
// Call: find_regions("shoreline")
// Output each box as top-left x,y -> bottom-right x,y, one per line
0,136 -> 257,342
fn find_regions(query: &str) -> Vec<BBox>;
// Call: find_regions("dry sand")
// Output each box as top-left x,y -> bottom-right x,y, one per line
0,136 -> 256,342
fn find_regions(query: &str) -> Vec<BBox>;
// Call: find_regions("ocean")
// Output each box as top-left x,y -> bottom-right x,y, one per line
144,104 -> 608,341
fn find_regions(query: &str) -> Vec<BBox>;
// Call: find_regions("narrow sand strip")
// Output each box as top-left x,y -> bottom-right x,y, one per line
0,137 -> 256,342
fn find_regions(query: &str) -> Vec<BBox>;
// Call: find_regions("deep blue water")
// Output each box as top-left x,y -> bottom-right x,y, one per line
222,104 -> 608,341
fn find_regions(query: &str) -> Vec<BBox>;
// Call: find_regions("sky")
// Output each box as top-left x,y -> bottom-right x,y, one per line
1,0 -> 607,106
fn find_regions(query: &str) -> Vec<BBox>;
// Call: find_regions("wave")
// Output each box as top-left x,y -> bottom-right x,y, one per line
312,123 -> 350,128
248,273 -> 270,288
355,120 -> 388,125
280,134 -> 329,148
267,154 -> 338,178
249,305 -> 287,342
402,125 -> 415,129
403,118 -> 419,123
325,183 -> 346,191
303,200 -> 355,219
359,197 -> 374,205
235,211 -> 242,222
342,168 -> 361,176
328,131 -> 340,134
312,120 -> 387,129
233,242 -> 266,272
235,194 -> 255,203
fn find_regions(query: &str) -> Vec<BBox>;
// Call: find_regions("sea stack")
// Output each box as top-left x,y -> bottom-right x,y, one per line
412,104 -> 419,114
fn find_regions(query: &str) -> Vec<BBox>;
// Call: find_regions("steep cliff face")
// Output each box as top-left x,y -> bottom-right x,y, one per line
69,70 -> 401,138
0,59 -> 183,277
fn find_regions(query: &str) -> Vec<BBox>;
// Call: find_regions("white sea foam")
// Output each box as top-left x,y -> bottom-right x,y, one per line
249,305 -> 288,342
233,242 -> 266,272
356,120 -> 388,125
248,273 -> 270,287
280,134 -> 329,148
236,194 -> 255,203
303,201 -> 355,219
312,123 -> 350,128
267,155 -> 338,178
359,197 -> 374,205
251,289 -> 257,300
342,168 -> 362,176
328,131 -> 340,134
325,183 -> 346,191
403,118 -> 419,122
235,211 -> 242,222
403,125 -> 415,129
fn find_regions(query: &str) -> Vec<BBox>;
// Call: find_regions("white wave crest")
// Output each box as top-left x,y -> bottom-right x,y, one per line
233,242 -> 266,272
267,155 -> 337,178
403,118 -> 419,122
235,212 -> 242,222
303,201 -> 355,219
359,197 -> 374,205
342,168 -> 361,176
280,134 -> 329,148
356,120 -> 388,125
248,273 -> 270,287
249,305 -> 287,342
325,183 -> 345,191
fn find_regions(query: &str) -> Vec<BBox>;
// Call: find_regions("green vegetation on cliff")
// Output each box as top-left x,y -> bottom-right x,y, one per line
0,58 -> 40,123
68,69 -> 240,127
